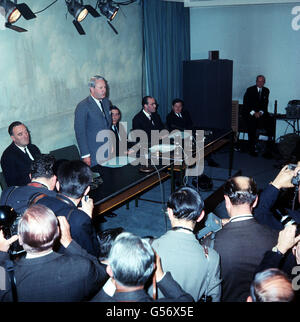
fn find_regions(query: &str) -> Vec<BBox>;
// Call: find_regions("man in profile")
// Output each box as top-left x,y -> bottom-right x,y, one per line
74,75 -> 112,168
1,121 -> 41,187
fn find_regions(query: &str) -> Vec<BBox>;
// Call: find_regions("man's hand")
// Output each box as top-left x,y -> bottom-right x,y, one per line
82,157 -> 91,167
254,112 -> 261,118
79,195 -> 94,218
154,252 -> 164,282
271,165 -> 295,190
57,216 -> 72,248
0,230 -> 18,253
293,241 -> 300,264
276,224 -> 300,255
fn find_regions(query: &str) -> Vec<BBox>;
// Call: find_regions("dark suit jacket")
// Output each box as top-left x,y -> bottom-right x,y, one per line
253,184 -> 300,231
74,96 -> 112,167
90,272 -> 194,302
132,109 -> 165,142
213,218 -> 278,302
243,85 -> 270,116
166,110 -> 193,132
0,183 -> 57,215
1,142 -> 41,187
0,241 -> 108,302
37,194 -> 100,257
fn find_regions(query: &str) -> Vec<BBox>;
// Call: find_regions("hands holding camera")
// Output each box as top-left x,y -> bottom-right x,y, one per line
271,163 -> 300,190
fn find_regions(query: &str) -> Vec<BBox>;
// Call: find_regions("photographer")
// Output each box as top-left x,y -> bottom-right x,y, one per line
253,163 -> 300,231
0,205 -> 108,302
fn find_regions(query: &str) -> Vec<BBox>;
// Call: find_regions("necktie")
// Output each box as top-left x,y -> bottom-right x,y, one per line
99,100 -> 109,127
150,115 -> 155,126
177,113 -> 182,118
113,125 -> 120,140
258,88 -> 262,99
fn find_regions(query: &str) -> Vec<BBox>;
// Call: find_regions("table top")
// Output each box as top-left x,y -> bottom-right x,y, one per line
89,128 -> 233,206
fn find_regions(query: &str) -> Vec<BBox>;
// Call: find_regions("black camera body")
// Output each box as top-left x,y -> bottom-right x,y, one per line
0,206 -> 24,255
288,164 -> 300,187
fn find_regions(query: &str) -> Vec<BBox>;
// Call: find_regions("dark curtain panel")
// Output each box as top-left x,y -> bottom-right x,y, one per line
142,0 -> 190,122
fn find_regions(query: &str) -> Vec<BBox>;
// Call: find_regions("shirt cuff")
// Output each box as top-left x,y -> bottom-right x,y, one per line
81,154 -> 90,159
250,110 -> 255,116
259,110 -> 264,115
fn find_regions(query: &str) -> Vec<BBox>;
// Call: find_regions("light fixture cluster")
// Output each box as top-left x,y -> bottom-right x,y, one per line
0,0 -> 135,34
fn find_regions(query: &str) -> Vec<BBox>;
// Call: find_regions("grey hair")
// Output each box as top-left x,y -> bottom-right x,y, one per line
88,75 -> 106,88
108,232 -> 155,287
250,268 -> 294,302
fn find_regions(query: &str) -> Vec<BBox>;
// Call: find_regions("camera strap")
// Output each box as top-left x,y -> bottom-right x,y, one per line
4,259 -> 18,302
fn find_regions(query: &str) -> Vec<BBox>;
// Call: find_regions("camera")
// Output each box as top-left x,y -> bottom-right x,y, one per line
0,206 -> 24,256
288,164 -> 300,187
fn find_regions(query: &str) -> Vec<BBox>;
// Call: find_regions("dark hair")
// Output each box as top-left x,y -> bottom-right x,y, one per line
172,98 -> 184,106
224,176 -> 257,206
256,74 -> 266,82
8,121 -> 23,136
30,154 -> 56,179
167,186 -> 204,221
142,96 -> 152,107
97,227 -> 124,261
250,268 -> 294,302
56,160 -> 92,199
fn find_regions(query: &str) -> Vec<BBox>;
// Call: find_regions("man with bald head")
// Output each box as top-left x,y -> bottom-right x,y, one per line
247,268 -> 294,302
210,176 -> 278,302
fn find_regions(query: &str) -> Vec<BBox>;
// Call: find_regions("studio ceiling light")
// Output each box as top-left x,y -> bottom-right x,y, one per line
66,0 -> 100,35
0,0 -> 36,32
98,0 -> 118,21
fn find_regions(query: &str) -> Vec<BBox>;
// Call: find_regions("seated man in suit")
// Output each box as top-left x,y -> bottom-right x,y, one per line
91,231 -> 194,302
36,160 -> 101,257
1,121 -> 41,187
243,75 -> 274,157
0,154 -> 57,215
110,105 -> 129,157
0,205 -> 107,302
166,98 -> 219,167
166,98 -> 193,132
132,96 -> 166,143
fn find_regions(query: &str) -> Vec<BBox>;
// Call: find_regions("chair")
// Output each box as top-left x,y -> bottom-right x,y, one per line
0,172 -> 8,191
236,101 -> 277,151
49,144 -> 80,161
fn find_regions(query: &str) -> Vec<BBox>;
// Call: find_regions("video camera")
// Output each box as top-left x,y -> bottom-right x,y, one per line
196,212 -> 222,240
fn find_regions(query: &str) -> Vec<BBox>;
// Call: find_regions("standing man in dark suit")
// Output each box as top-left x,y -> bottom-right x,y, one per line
110,105 -> 128,157
74,75 -> 112,168
1,121 -> 41,187
243,75 -> 273,157
210,176 -> 278,302
132,96 -> 165,142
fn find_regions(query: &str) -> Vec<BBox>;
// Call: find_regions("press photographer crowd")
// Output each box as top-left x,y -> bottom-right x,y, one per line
0,155 -> 299,302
